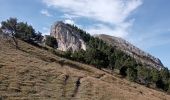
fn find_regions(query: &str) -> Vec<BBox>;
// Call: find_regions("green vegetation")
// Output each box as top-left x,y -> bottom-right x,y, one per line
127,66 -> 137,81
1,18 -> 19,49
62,24 -> 170,93
137,66 -> 151,85
0,28 -> 2,33
1,18 -> 43,47
1,18 -> 170,93
45,35 -> 58,48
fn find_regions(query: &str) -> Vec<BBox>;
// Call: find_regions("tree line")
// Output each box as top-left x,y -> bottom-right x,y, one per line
0,18 -> 57,49
63,24 -> 170,93
1,18 -> 170,93
0,18 -> 44,49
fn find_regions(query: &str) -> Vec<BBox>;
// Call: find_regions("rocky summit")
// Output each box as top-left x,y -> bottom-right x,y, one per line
0,18 -> 170,99
0,34 -> 170,100
50,21 -> 86,51
96,34 -> 164,70
50,21 -> 164,70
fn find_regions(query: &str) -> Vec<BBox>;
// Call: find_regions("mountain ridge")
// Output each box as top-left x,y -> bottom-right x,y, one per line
95,34 -> 164,70
0,32 -> 170,100
1,17 -> 170,99
50,21 -> 164,70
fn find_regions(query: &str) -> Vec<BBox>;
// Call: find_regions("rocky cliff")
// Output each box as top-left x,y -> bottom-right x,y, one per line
50,21 -> 86,51
1,35 -> 170,100
96,34 -> 164,70
50,21 -> 163,70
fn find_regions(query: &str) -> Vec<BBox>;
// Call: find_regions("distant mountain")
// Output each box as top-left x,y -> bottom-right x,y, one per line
95,34 -> 164,70
50,21 -> 164,70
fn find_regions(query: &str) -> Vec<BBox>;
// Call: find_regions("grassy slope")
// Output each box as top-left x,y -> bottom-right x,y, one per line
0,36 -> 170,100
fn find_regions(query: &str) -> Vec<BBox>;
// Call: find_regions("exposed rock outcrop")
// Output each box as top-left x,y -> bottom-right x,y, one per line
50,21 -> 163,70
50,21 -> 86,51
1,36 -> 170,100
96,34 -> 164,70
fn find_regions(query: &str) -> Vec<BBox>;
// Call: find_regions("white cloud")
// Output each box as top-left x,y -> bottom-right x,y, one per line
40,9 -> 52,17
87,24 -> 126,37
86,19 -> 134,37
62,14 -> 79,19
64,19 -> 75,25
42,0 -> 142,37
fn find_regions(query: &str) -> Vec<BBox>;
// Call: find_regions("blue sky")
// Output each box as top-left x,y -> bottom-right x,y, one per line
0,0 -> 170,68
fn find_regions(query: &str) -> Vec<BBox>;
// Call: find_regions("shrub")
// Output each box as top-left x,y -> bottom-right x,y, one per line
45,36 -> 58,48
120,66 -> 127,77
127,66 -> 137,81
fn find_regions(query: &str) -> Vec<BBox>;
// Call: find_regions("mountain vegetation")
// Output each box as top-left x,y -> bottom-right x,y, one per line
1,32 -> 170,100
64,24 -> 170,93
1,17 -> 43,48
1,18 -> 170,94
45,35 -> 58,48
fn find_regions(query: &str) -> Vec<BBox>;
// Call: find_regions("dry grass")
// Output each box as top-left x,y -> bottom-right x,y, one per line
0,36 -> 170,100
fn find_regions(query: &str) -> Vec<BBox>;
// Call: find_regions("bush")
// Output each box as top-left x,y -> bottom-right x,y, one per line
120,66 -> 127,77
127,66 -> 137,81
108,53 -> 115,70
137,66 -> 151,85
45,36 -> 58,48
71,49 -> 85,62
0,28 -> 2,33
63,50 -> 72,59
160,67 -> 169,81
151,68 -> 160,83
156,79 -> 165,89
84,48 -> 109,69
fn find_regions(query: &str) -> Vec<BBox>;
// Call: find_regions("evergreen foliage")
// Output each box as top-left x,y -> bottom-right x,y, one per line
63,24 -> 170,92
1,18 -> 170,93
137,66 -> 151,85
1,18 -> 43,44
1,18 -> 19,49
127,66 -> 137,81
45,36 -> 58,48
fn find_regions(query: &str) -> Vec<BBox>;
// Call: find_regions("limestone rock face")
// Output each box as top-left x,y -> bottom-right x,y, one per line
96,34 -> 164,70
50,21 -> 86,51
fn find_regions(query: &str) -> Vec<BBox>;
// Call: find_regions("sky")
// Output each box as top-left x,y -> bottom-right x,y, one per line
0,0 -> 170,68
